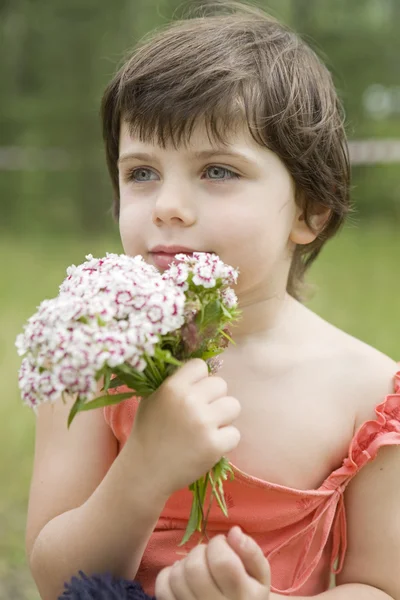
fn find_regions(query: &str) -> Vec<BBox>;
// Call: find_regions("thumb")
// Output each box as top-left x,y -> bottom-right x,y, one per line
227,526 -> 270,587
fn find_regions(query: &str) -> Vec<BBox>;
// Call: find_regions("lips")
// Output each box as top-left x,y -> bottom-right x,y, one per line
149,246 -> 211,270
150,252 -> 191,270
150,245 -> 197,254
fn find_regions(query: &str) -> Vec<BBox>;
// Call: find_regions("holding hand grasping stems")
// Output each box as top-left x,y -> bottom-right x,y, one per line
16,251 -> 242,544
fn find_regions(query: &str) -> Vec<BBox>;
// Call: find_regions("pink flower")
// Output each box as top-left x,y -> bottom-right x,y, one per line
17,251 -> 239,410
220,288 -> 238,309
207,356 -> 224,374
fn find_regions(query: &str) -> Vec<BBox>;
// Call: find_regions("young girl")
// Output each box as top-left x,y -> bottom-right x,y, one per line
26,3 -> 400,600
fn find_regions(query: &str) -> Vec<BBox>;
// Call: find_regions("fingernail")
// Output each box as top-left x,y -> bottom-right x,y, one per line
237,527 -> 248,548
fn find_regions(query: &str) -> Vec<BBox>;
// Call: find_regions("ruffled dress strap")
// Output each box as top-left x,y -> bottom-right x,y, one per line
322,365 -> 400,492
271,364 -> 400,595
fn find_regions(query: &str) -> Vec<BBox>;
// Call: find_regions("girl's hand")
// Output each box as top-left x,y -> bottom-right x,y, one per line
155,526 -> 271,600
128,359 -> 241,499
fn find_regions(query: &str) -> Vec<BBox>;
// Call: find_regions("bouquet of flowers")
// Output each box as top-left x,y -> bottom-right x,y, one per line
16,252 -> 241,544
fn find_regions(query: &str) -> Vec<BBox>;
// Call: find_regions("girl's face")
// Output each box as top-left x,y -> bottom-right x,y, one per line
118,119 -> 302,302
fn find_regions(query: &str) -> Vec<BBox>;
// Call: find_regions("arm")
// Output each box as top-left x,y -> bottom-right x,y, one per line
28,359 -> 240,600
27,394 -> 168,600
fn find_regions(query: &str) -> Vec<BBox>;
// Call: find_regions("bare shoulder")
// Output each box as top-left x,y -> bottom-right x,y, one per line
306,307 -> 398,430
341,341 -> 398,430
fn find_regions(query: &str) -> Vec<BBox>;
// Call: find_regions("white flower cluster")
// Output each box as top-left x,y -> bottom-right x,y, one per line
16,252 -> 239,412
162,252 -> 239,291
16,253 -> 185,410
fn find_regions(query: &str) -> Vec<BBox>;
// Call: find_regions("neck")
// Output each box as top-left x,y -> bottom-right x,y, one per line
231,291 -> 298,343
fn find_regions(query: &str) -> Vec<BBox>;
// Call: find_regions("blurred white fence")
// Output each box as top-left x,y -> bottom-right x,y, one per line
348,140 -> 400,164
1,140 -> 400,170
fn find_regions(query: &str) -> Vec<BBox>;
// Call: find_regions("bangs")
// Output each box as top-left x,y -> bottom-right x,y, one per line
119,82 -> 263,151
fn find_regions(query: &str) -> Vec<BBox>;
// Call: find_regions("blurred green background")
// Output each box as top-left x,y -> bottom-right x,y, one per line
1,0 -> 399,598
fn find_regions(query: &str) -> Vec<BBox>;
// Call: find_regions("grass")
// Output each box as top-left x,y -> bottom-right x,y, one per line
0,223 -> 398,599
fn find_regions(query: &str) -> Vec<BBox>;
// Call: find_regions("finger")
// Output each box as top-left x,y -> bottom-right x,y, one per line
226,527 -> 270,586
206,534 -> 247,599
182,543 -> 224,600
209,396 -> 241,427
169,560 -> 198,600
193,375 -> 228,404
155,565 -> 176,600
175,358 -> 209,384
213,425 -> 241,454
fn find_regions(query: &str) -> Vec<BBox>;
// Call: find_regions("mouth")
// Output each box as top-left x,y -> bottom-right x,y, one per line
149,246 -> 213,269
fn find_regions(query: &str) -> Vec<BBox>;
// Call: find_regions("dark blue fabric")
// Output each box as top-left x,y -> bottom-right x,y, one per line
58,571 -> 155,600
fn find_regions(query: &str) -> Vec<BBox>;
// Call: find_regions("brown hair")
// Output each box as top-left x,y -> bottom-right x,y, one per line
100,0 -> 352,302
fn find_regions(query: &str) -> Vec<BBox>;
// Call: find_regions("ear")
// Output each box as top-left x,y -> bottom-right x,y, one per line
289,203 -> 331,246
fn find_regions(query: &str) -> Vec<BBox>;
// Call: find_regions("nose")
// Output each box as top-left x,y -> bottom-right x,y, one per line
152,182 -> 197,228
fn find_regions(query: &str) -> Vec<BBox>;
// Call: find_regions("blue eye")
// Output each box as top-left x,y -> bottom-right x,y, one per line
125,165 -> 241,183
127,168 -> 157,182
203,166 -> 241,181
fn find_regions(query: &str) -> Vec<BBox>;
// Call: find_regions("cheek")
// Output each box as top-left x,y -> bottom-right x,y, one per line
217,202 -> 289,258
216,198 -> 295,288
118,203 -> 148,256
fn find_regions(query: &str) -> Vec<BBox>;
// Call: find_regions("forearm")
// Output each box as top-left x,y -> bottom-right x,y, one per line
271,583 -> 393,600
29,435 -> 168,600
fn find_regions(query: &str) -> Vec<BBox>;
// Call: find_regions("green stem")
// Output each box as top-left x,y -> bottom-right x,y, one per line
201,500 -> 214,541
208,471 -> 228,517
218,328 -> 235,345
144,353 -> 162,388
195,479 -> 205,531
201,473 -> 213,540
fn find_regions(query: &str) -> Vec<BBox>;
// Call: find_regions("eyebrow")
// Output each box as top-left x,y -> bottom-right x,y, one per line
117,149 -> 256,167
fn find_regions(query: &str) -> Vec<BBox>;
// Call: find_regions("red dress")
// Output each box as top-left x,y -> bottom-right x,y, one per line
104,365 -> 400,596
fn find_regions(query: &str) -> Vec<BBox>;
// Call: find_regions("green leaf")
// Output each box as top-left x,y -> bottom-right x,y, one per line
74,392 -> 135,413
154,347 -> 183,367
213,456 -> 234,482
188,348 -> 207,359
179,483 -> 202,546
118,377 -> 154,397
114,367 -> 155,396
220,303 -> 232,319
106,376 -> 125,390
199,348 -> 223,361
143,354 -> 162,388
95,367 -> 105,382
201,300 -> 222,329
213,456 -> 227,479
77,316 -> 89,325
67,395 -> 85,428
200,473 -> 209,508
103,369 -> 111,392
